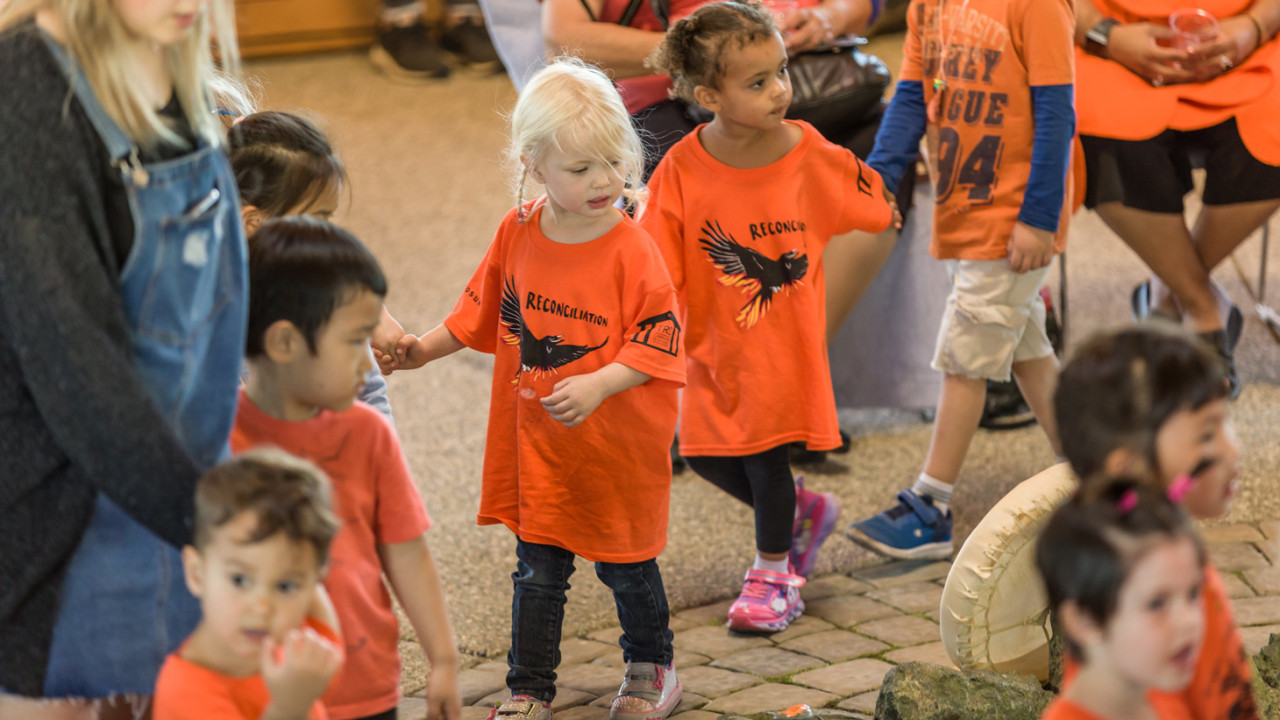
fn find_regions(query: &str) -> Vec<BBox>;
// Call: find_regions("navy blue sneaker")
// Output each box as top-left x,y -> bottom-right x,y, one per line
845,490 -> 953,560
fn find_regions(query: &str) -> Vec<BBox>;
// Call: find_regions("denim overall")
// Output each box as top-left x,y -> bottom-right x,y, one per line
38,34 -> 248,697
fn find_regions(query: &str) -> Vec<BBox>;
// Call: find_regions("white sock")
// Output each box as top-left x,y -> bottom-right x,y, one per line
752,554 -> 790,574
911,473 -> 953,515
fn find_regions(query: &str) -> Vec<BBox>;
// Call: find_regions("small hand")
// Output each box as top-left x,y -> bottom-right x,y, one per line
1007,221 -> 1054,273
261,628 -> 342,718
425,665 -> 463,720
1105,22 -> 1197,86
372,306 -> 406,364
394,333 -> 430,371
782,6 -> 835,53
883,185 -> 903,230
540,373 -> 608,427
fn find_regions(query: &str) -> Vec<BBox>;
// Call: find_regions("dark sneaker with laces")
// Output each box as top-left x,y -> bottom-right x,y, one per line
370,20 -> 451,81
442,16 -> 502,73
846,490 -> 953,560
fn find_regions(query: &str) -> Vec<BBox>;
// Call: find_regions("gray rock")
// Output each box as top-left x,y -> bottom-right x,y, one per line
872,662 -> 1052,720
1253,632 -> 1280,689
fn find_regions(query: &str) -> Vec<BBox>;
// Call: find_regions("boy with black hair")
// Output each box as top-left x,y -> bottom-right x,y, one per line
235,216 -> 461,720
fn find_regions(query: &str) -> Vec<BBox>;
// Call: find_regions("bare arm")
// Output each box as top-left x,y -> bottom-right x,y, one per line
380,536 -> 461,720
390,324 -> 467,373
542,0 -> 664,78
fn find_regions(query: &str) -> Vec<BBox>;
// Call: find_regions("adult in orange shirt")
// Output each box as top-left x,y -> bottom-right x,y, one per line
394,60 -> 687,720
643,3 -> 895,634
1074,0 -> 1280,398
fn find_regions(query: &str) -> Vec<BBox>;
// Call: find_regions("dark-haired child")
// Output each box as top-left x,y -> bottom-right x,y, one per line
155,448 -> 344,720
234,216 -> 461,720
1037,482 -> 1206,720
643,1 -> 895,633
229,110 -> 404,422
1053,323 -> 1258,718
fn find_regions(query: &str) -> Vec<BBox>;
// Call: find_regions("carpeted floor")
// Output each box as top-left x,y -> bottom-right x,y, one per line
242,43 -> 1280,666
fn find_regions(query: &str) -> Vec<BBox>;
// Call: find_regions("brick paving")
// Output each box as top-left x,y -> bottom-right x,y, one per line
399,521 -> 1280,719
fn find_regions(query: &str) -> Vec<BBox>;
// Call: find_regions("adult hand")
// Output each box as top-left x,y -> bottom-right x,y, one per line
1182,14 -> 1263,79
1105,22 -> 1197,86
782,5 -> 836,53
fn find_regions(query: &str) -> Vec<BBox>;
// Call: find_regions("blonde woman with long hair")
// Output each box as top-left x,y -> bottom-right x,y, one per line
0,0 -> 249,713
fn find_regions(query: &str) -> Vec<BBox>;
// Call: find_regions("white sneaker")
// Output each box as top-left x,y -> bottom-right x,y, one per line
610,662 -> 682,720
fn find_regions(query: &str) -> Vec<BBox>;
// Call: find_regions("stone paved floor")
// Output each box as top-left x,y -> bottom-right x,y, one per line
397,520 -> 1280,720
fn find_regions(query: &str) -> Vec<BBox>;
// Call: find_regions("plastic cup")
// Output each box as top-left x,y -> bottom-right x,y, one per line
1169,8 -> 1219,51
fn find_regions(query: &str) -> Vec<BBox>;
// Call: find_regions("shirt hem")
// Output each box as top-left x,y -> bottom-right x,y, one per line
679,431 -> 840,457
478,515 -> 667,564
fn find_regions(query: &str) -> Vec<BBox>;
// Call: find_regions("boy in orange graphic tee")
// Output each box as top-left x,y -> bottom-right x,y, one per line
847,0 -> 1076,560
391,60 -> 687,720
644,2 -> 895,635
155,450 -> 343,720
234,217 -> 461,720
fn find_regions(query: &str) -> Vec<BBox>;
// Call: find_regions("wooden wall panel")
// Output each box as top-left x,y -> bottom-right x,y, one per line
235,0 -> 383,58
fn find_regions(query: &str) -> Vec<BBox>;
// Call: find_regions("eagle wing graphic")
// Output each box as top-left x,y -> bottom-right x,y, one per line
698,220 -> 808,328
499,276 -> 528,349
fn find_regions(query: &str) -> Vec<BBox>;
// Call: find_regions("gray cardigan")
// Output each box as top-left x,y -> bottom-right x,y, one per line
0,22 -> 206,695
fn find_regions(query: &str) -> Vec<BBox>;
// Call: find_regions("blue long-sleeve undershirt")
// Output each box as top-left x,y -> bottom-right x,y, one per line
865,80 -> 1075,232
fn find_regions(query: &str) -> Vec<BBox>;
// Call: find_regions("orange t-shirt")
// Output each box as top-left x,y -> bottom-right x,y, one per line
900,0 -> 1074,259
1061,564 -> 1260,720
444,206 -> 685,564
153,618 -> 337,720
1076,0 -> 1280,165
232,393 -> 433,720
1040,699 -> 1105,720
642,120 -> 893,456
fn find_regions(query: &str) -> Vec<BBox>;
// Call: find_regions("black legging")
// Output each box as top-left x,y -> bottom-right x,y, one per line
685,445 -> 795,555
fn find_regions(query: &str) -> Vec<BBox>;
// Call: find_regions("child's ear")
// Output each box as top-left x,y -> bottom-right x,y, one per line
181,545 -> 205,598
1059,600 -> 1104,652
1102,446 -> 1150,481
692,86 -> 720,115
262,320 -> 304,363
242,205 -> 266,236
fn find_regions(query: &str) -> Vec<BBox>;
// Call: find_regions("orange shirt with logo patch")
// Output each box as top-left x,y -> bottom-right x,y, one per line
642,121 -> 892,456
444,206 -> 685,564
901,0 -> 1074,259
1061,564 -> 1259,720
232,394 -> 432,720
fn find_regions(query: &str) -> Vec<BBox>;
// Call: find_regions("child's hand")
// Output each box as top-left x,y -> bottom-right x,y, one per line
372,306 -> 406,366
373,345 -> 399,375
1006,222 -> 1054,273
540,373 -> 610,427
425,664 -> 462,720
394,334 -> 430,371
261,628 -> 342,719
883,185 -> 903,230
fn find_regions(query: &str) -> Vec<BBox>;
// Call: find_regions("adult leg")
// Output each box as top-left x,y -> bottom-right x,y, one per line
508,539 -> 577,702
1192,200 -> 1280,271
372,0 -> 451,80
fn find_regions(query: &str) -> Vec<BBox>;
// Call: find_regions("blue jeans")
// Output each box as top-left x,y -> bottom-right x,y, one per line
508,539 -> 673,702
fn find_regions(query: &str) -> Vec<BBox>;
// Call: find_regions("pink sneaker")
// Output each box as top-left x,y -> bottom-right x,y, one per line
726,568 -> 805,633
790,476 -> 841,578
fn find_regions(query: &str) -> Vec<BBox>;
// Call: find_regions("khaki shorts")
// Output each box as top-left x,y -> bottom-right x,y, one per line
932,259 -> 1054,382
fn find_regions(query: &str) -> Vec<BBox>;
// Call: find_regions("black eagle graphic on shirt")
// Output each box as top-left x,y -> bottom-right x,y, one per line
699,220 -> 808,328
499,275 -> 607,383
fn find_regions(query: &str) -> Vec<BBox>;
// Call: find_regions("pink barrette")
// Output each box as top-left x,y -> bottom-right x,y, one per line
1166,474 -> 1196,504
1117,489 -> 1139,514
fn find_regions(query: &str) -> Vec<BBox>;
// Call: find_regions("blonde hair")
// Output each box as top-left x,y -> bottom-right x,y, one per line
0,0 -> 242,149
508,56 -> 648,217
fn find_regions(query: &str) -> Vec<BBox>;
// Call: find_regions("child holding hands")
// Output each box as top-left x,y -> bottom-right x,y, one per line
393,58 -> 686,720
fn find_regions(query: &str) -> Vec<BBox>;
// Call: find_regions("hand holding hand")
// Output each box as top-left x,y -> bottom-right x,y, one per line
372,307 -> 406,370
394,334 -> 430,371
1007,222 -> 1054,273
261,628 -> 342,720
540,373 -> 609,427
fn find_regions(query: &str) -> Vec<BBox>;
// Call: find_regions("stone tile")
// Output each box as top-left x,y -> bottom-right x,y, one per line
780,629 -> 889,663
1219,572 -> 1257,598
1244,565 -> 1280,595
590,626 -> 624,645
1230,597 -> 1280,626
561,638 -> 617,666
767,614 -> 836,644
399,696 -> 427,720
677,665 -> 762,698
884,641 -> 953,667
462,707 -> 496,720
865,582 -> 945,614
855,615 -> 941,647
702,683 -> 839,714
670,711 -> 721,720
674,692 -> 711,713
457,667 -> 509,706
792,658 -> 895,695
674,625 -> 773,658
556,706 -> 611,720
924,609 -> 941,624
801,574 -> 874,602
1257,533 -> 1280,565
850,560 -> 951,589
1239,625 -> 1280,657
677,599 -> 735,625
670,616 -> 697,632
1200,524 -> 1266,544
474,660 -> 511,673
1208,542 -> 1271,572
591,647 -> 711,670
803,595 -> 901,628
1261,521 -> 1280,540
711,647 -> 826,678
837,691 -> 880,715
558,662 -> 627,696
474,688 -> 593,712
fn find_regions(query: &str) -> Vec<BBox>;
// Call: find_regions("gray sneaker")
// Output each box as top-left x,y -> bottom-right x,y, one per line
610,663 -> 682,720
489,696 -> 553,720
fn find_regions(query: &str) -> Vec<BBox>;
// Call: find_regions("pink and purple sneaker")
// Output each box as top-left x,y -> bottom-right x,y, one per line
726,568 -> 805,633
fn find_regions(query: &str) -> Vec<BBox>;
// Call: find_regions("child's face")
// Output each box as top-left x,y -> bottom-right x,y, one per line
1154,399 -> 1241,519
285,286 -> 382,415
530,142 -> 624,226
1094,536 -> 1205,693
182,511 -> 321,674
114,0 -> 207,47
700,34 -> 792,131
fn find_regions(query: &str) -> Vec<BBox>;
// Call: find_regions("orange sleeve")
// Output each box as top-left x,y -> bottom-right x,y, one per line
639,160 -> 687,292
612,237 -> 685,388
1013,0 -> 1075,87
443,211 -> 514,354
900,0 -> 925,82
833,153 -> 893,236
